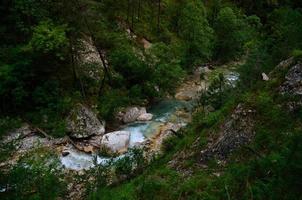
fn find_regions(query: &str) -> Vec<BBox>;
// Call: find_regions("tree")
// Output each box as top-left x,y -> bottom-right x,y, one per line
178,1 -> 214,68
214,7 -> 247,61
207,73 -> 229,109
269,7 -> 302,62
29,20 -> 68,58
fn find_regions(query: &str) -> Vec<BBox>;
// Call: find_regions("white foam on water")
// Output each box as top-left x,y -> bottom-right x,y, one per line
122,123 -> 148,147
60,99 -> 190,170
225,72 -> 240,87
60,148 -> 112,170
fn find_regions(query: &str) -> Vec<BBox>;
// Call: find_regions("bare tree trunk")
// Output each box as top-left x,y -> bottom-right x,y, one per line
69,39 -> 86,98
127,0 -> 130,23
137,0 -> 141,20
157,0 -> 161,34
69,40 -> 77,88
131,0 -> 135,30
74,0 -> 111,96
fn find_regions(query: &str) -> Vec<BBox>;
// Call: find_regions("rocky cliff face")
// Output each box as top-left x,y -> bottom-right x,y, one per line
280,63 -> 302,96
200,104 -> 256,162
278,61 -> 302,112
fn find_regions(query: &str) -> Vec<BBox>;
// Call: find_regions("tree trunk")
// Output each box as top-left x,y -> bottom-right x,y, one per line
138,0 -> 141,20
127,0 -> 130,22
157,0 -> 161,34
74,0 -> 111,96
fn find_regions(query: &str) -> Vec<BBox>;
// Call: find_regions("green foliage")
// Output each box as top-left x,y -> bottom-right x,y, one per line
108,42 -> 184,103
115,156 -> 133,178
161,135 -> 178,153
206,73 -> 233,109
135,176 -> 170,200
1,149 -> 66,200
238,44 -> 272,89
0,117 -> 22,138
178,1 -> 214,67
109,46 -> 151,91
214,7 -> 258,62
29,20 -> 68,58
2,0 -> 302,200
25,82 -> 72,138
148,43 -> 185,94
268,7 -> 302,62
0,47 -> 31,112
292,49 -> 302,61
98,89 -> 130,121
114,147 -> 146,179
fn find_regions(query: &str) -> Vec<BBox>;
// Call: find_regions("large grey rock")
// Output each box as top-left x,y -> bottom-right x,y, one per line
67,104 -> 105,139
280,64 -> 302,96
122,107 -> 146,123
137,113 -> 153,121
77,38 -> 106,81
262,72 -> 269,81
100,131 -> 131,154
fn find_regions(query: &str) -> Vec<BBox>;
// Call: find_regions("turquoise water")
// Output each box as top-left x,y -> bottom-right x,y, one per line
60,69 -> 240,170
122,99 -> 190,146
61,99 -> 191,170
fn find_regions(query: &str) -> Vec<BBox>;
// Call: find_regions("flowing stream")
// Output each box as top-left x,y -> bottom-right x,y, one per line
60,70 -> 239,170
60,100 -> 192,170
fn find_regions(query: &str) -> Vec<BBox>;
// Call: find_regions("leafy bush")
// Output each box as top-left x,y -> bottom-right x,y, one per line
1,149 -> 66,200
135,177 -> 169,200
292,49 -> 302,61
161,135 -> 178,153
29,20 -> 68,58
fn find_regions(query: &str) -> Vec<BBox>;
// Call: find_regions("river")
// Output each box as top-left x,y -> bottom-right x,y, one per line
60,69 -> 239,170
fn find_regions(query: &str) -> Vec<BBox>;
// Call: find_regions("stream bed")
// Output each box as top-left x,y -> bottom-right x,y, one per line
60,70 -> 239,171
60,100 -> 192,170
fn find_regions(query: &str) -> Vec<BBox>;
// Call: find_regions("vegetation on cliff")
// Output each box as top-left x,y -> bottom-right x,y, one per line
1,0 -> 302,199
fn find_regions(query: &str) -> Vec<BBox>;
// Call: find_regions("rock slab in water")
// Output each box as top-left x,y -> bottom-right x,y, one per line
101,131 -> 130,154
137,113 -> 153,121
67,104 -> 105,139
122,107 -> 147,123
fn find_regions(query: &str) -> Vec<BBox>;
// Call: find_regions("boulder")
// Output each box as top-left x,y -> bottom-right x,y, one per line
100,131 -> 131,154
137,113 -> 153,121
67,104 -> 105,139
78,38 -> 106,81
148,122 -> 183,152
262,73 -> 269,81
160,122 -> 182,136
122,107 -> 146,123
62,151 -> 70,157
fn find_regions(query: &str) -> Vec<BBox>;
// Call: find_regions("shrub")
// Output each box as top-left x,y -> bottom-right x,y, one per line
2,149 -> 66,200
292,49 -> 302,61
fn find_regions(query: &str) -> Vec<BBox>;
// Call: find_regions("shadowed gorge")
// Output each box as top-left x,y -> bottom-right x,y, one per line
1,0 -> 302,199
